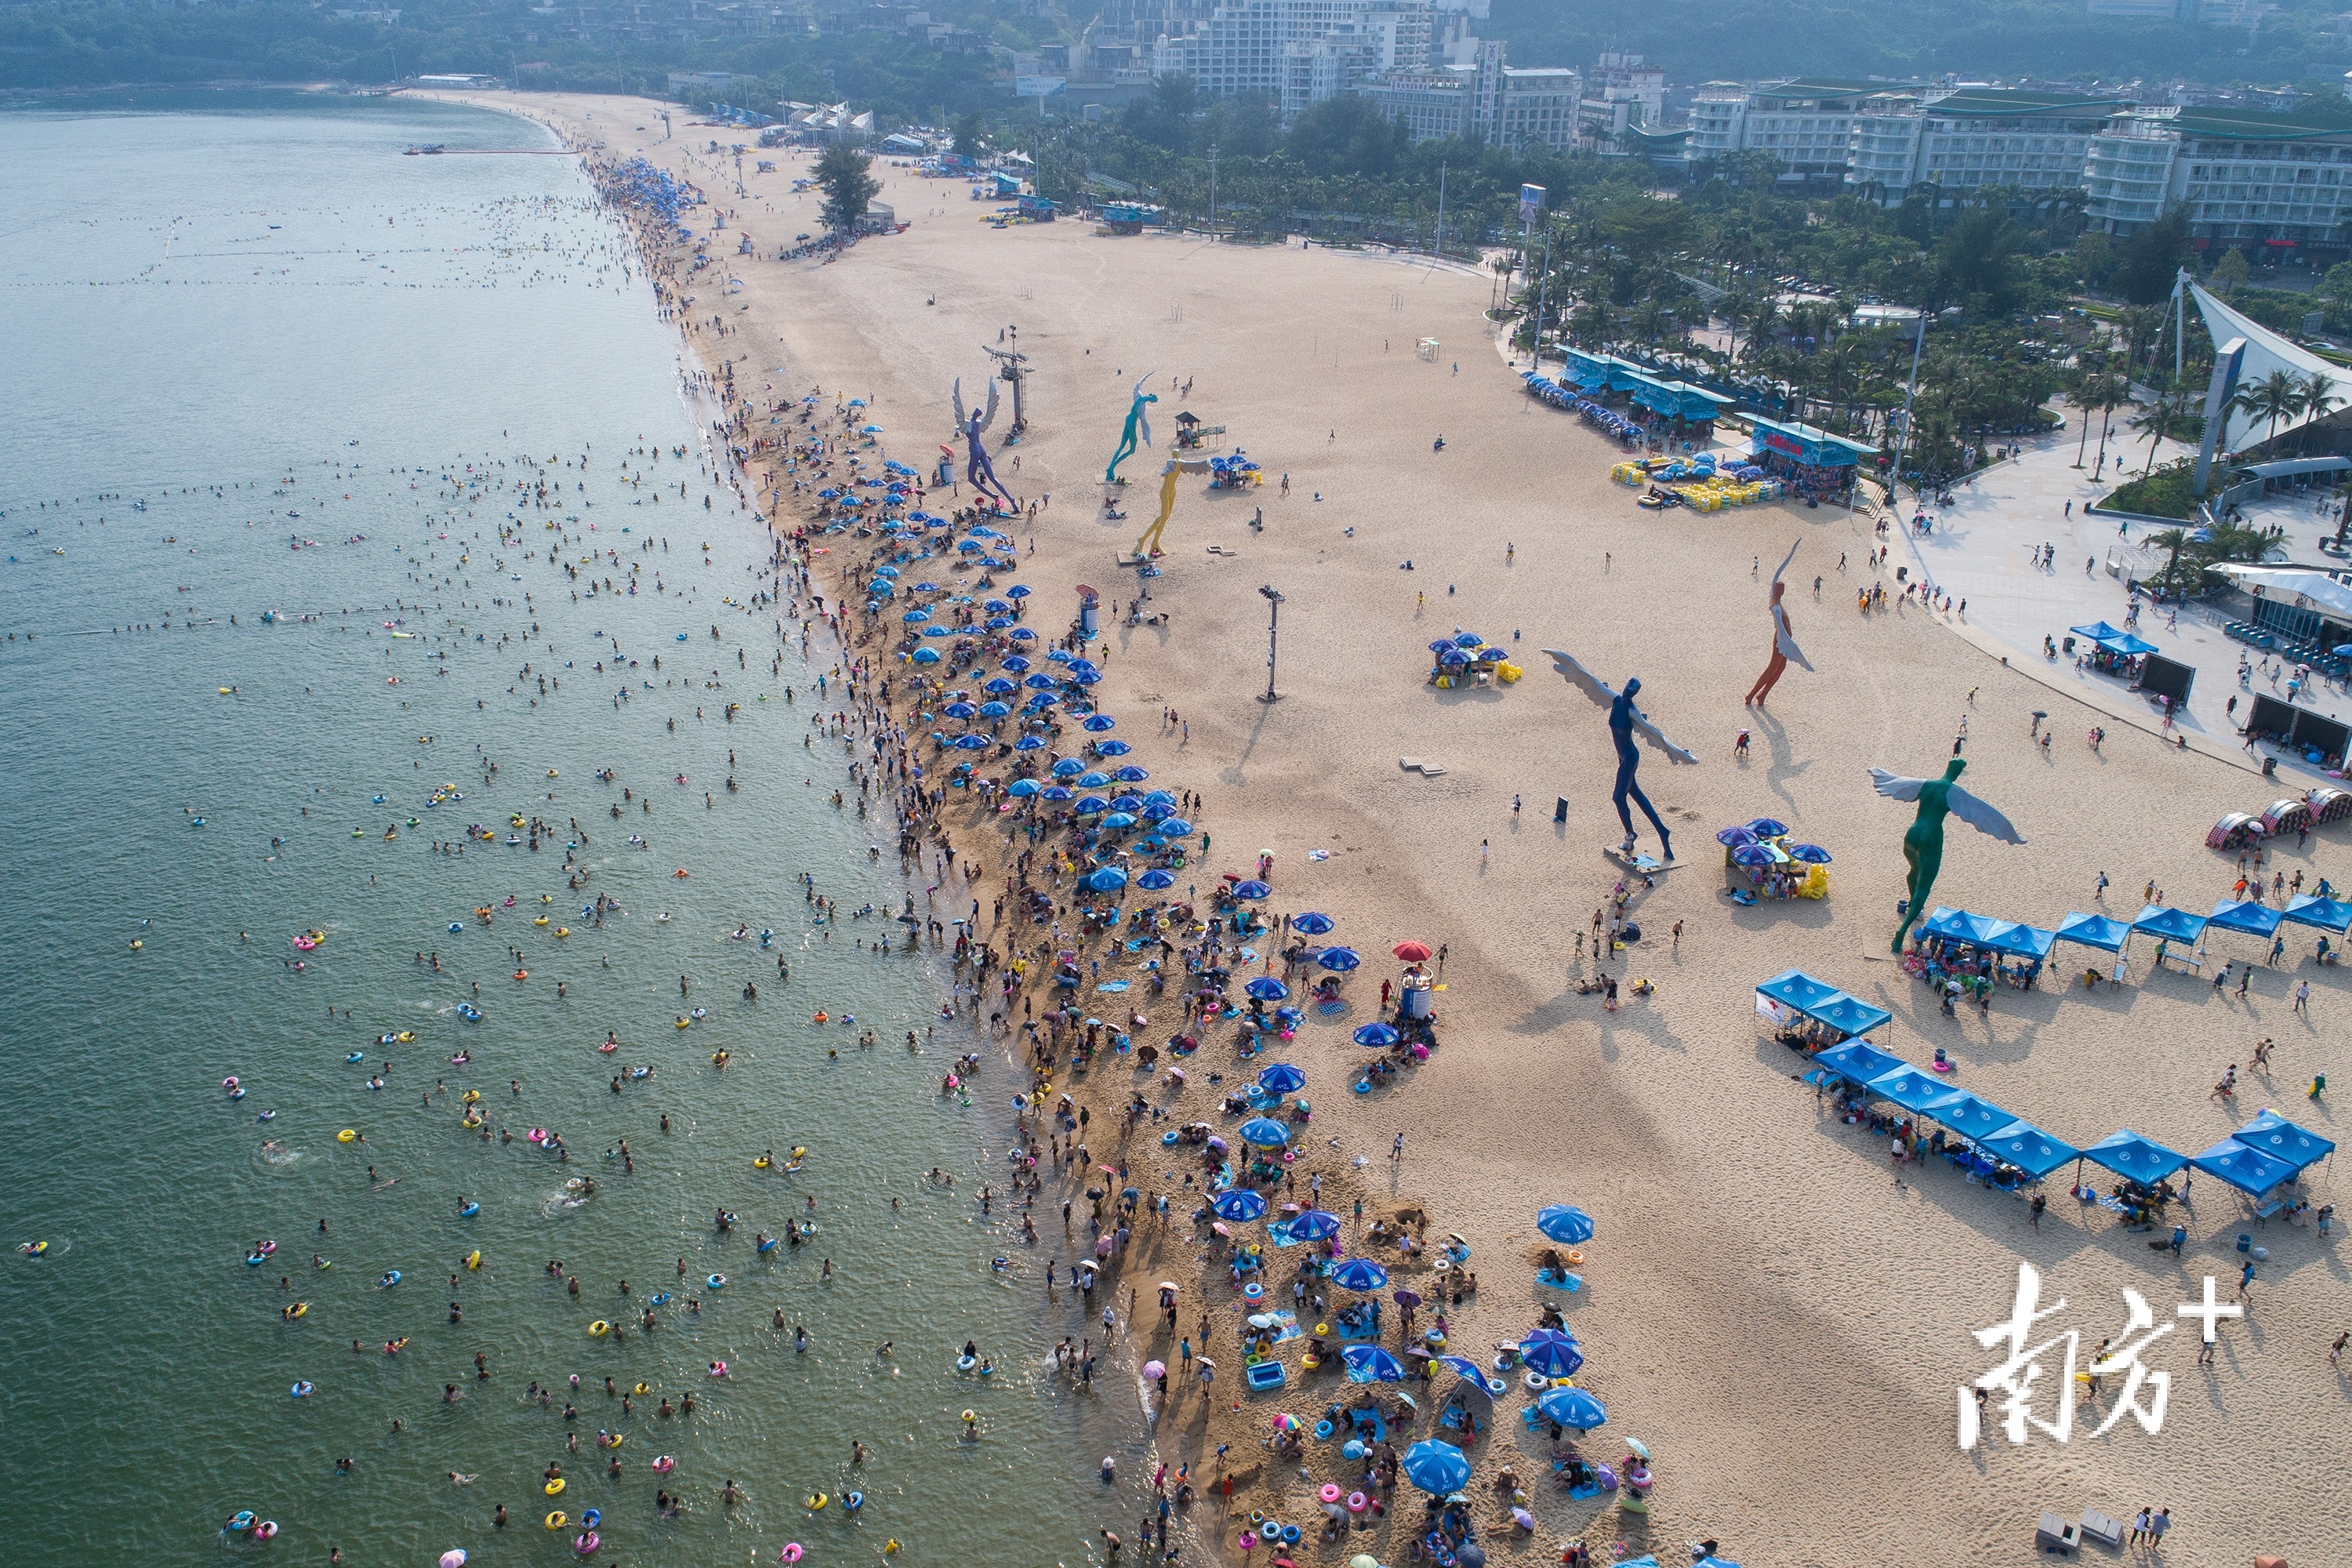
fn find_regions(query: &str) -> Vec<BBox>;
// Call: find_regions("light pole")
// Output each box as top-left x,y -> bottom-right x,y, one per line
1258,584 -> 1285,703
1207,143 -> 1218,238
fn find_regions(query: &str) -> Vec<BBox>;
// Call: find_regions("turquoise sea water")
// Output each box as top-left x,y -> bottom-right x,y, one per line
0,95 -> 1138,1566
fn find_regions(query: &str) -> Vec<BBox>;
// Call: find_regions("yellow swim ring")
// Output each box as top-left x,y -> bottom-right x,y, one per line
546,1478 -> 565,1496
805,1493 -> 826,1511
791,1147 -> 807,1160
555,927 -> 569,938
545,1510 -> 568,1529
464,1250 -> 481,1270
753,1157 -> 771,1170
461,1089 -> 481,1104
337,1129 -> 358,1143
462,1115 -> 483,1130
395,1032 -> 415,1043
1564,1248 -> 1584,1267
534,916 -> 550,926
589,1321 -> 610,1338
632,1382 -> 650,1396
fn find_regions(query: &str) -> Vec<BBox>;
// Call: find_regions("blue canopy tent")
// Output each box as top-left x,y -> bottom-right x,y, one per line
2102,630 -> 2160,656
2236,1109 -> 2336,1171
2190,1138 -> 2300,1197
1866,1065 -> 1955,1115
1919,1088 -> 2014,1144
2207,899 -> 2284,939
1982,920 -> 2057,959
1809,1037 -> 1904,1085
1980,1120 -> 2080,1180
1921,908 -> 2055,959
2078,1129 -> 2190,1188
2130,904 -> 2209,944
2281,895 -> 2352,935
2069,620 -> 2127,644
1755,968 -> 1893,1039
2053,912 -> 2132,953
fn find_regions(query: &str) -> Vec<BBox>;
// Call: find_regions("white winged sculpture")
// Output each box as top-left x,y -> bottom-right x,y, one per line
1744,539 -> 1813,705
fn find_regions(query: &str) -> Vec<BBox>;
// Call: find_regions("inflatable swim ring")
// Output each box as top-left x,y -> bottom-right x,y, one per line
709,1361 -> 728,1378
580,1510 -> 601,1530
956,1355 -> 976,1371
804,1493 -> 826,1511
291,1381 -> 314,1398
650,1457 -> 675,1474
252,1522 -> 278,1541
632,1383 -> 650,1396
223,1076 -> 241,1091
285,1302 -> 307,1319
588,1321 -> 609,1338
648,1294 -> 671,1308
379,1271 -> 401,1288
19,1241 -> 47,1258
337,1130 -> 358,1143
464,1251 -> 481,1270
347,1052 -> 365,1063
706,1273 -> 725,1290
844,1493 -> 863,1512
459,1202 -> 480,1218
812,1011 -> 828,1024
753,1157 -> 771,1169
779,1546 -> 804,1565
544,1512 -> 568,1530
545,1478 -> 566,1496
1564,1248 -> 1584,1267
227,1512 -> 256,1533
573,1533 -> 599,1555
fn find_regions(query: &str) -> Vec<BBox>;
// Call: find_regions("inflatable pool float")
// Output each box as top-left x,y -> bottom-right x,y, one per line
580,1510 -> 601,1530
648,1293 -> 672,1308
290,1381 -> 314,1398
707,1273 -> 725,1290
757,1236 -> 778,1254
709,1361 -> 728,1378
844,1493 -> 863,1512
544,1511 -> 567,1530
804,1492 -> 827,1511
753,1156 -> 771,1169
226,1512 -> 257,1533
957,1355 -> 977,1372
1347,1493 -> 1368,1514
779,1546 -> 804,1564
18,1241 -> 47,1258
253,1522 -> 278,1541
545,1479 -> 566,1497
459,1202 -> 480,1218
337,1130 -> 358,1143
379,1271 -> 401,1288
464,1251 -> 481,1270
347,1052 -> 365,1063
651,1456 -> 675,1474
573,1533 -> 600,1555
588,1321 -> 609,1338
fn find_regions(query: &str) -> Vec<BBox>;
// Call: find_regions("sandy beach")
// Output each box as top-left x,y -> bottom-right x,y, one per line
437,89 -> 2349,1566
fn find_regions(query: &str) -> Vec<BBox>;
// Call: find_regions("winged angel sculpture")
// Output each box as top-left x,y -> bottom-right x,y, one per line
1547,650 -> 1697,863
1871,760 -> 2026,953
953,377 -> 1017,510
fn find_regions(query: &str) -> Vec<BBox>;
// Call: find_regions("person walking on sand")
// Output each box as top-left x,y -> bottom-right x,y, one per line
1390,1132 -> 1404,1162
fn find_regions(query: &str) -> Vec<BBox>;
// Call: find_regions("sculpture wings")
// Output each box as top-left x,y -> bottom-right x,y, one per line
1870,768 -> 2026,844
1546,649 -> 1697,764
1132,376 -> 1154,450
951,377 -> 1000,436
1769,541 -> 1813,670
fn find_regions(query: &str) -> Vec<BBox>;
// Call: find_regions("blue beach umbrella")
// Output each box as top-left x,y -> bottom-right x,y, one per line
1715,826 -> 1757,848
1786,843 -> 1833,865
902,608 -> 931,623
1238,1117 -> 1290,1148
1245,977 -> 1290,1002
1006,779 -> 1040,797
1010,628 -> 1037,641
1007,585 -> 1033,598
1344,1345 -> 1406,1382
1288,1209 -> 1341,1240
982,677 -> 1018,695
1041,786 -> 1074,802
1536,1206 -> 1595,1245
942,702 -> 978,719
1746,817 -> 1790,839
1453,632 -> 1485,648
1329,1258 -> 1389,1292
923,624 -> 955,637
1401,1442 -> 1472,1497
1535,1387 -> 1605,1429
985,599 -> 1013,612
1439,1354 -> 1489,1385
1292,912 -> 1335,935
1075,796 -> 1110,815
1084,867 -> 1129,893
1316,947 -> 1362,972
979,702 -> 1012,718
952,734 -> 989,750
1102,812 -> 1138,829
1027,674 -> 1061,691
1232,879 -> 1272,900
1077,771 -> 1112,789
1136,869 -> 1176,891
1160,818 -> 1193,837
1519,1329 -> 1584,1377
1014,735 -> 1047,752
1114,766 -> 1150,782
1731,844 -> 1777,867
1352,1022 -> 1399,1048
1051,757 -> 1087,777
1094,739 -> 1134,757
1083,713 -> 1117,732
1213,1189 -> 1268,1222
911,648 -> 942,664
1257,1062 -> 1306,1093
1000,655 -> 1031,673
986,616 -> 1014,630
1109,794 -> 1145,812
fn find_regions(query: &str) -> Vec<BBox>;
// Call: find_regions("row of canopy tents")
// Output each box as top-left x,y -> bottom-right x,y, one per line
1759,968 -> 2336,1200
1901,897 -> 2352,967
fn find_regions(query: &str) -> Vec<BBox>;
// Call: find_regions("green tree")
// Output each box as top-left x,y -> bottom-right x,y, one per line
2231,367 -> 2303,448
1597,194 -> 1691,264
2111,207 -> 2190,306
951,114 -> 986,158
1287,93 -> 1408,178
2208,245 -> 2252,297
1933,206 -> 2021,313
814,145 -> 880,234
2128,389 -> 2203,477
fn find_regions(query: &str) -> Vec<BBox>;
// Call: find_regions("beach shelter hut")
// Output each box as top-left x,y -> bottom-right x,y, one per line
2079,1129 -> 2190,1186
2281,895 -> 2352,935
2235,1109 -> 2336,1171
2190,1138 -> 2299,1198
1809,1038 -> 1904,1085
1919,1088 -> 2014,1143
1867,1064 -> 1957,1115
2207,898 -> 2284,941
1979,1120 -> 2079,1181
2053,912 -> 2132,954
2129,904 -> 2208,945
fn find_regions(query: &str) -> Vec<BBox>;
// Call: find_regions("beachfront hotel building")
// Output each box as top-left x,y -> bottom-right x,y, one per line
1362,40 -> 1582,151
1685,78 -> 1916,180
1145,0 -> 1436,118
2082,102 -> 2352,247
1844,85 -> 2136,200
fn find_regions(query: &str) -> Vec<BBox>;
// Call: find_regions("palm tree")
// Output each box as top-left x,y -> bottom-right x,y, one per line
2091,378 -> 2132,479
2231,368 -> 2303,451
2299,372 -> 2343,452
2129,387 -> 2203,478
2145,527 -> 2194,597
2070,377 -> 2103,468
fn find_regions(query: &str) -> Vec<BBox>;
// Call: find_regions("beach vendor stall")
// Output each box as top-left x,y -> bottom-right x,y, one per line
1744,416 -> 1875,505
1426,632 -> 1523,691
1754,968 -> 1892,1058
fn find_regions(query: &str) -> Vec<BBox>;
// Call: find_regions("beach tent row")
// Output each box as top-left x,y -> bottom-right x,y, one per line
1759,969 -> 2336,1196
1924,897 -> 2352,964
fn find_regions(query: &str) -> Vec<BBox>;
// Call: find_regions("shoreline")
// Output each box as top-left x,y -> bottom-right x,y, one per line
425,88 -> 2352,1567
